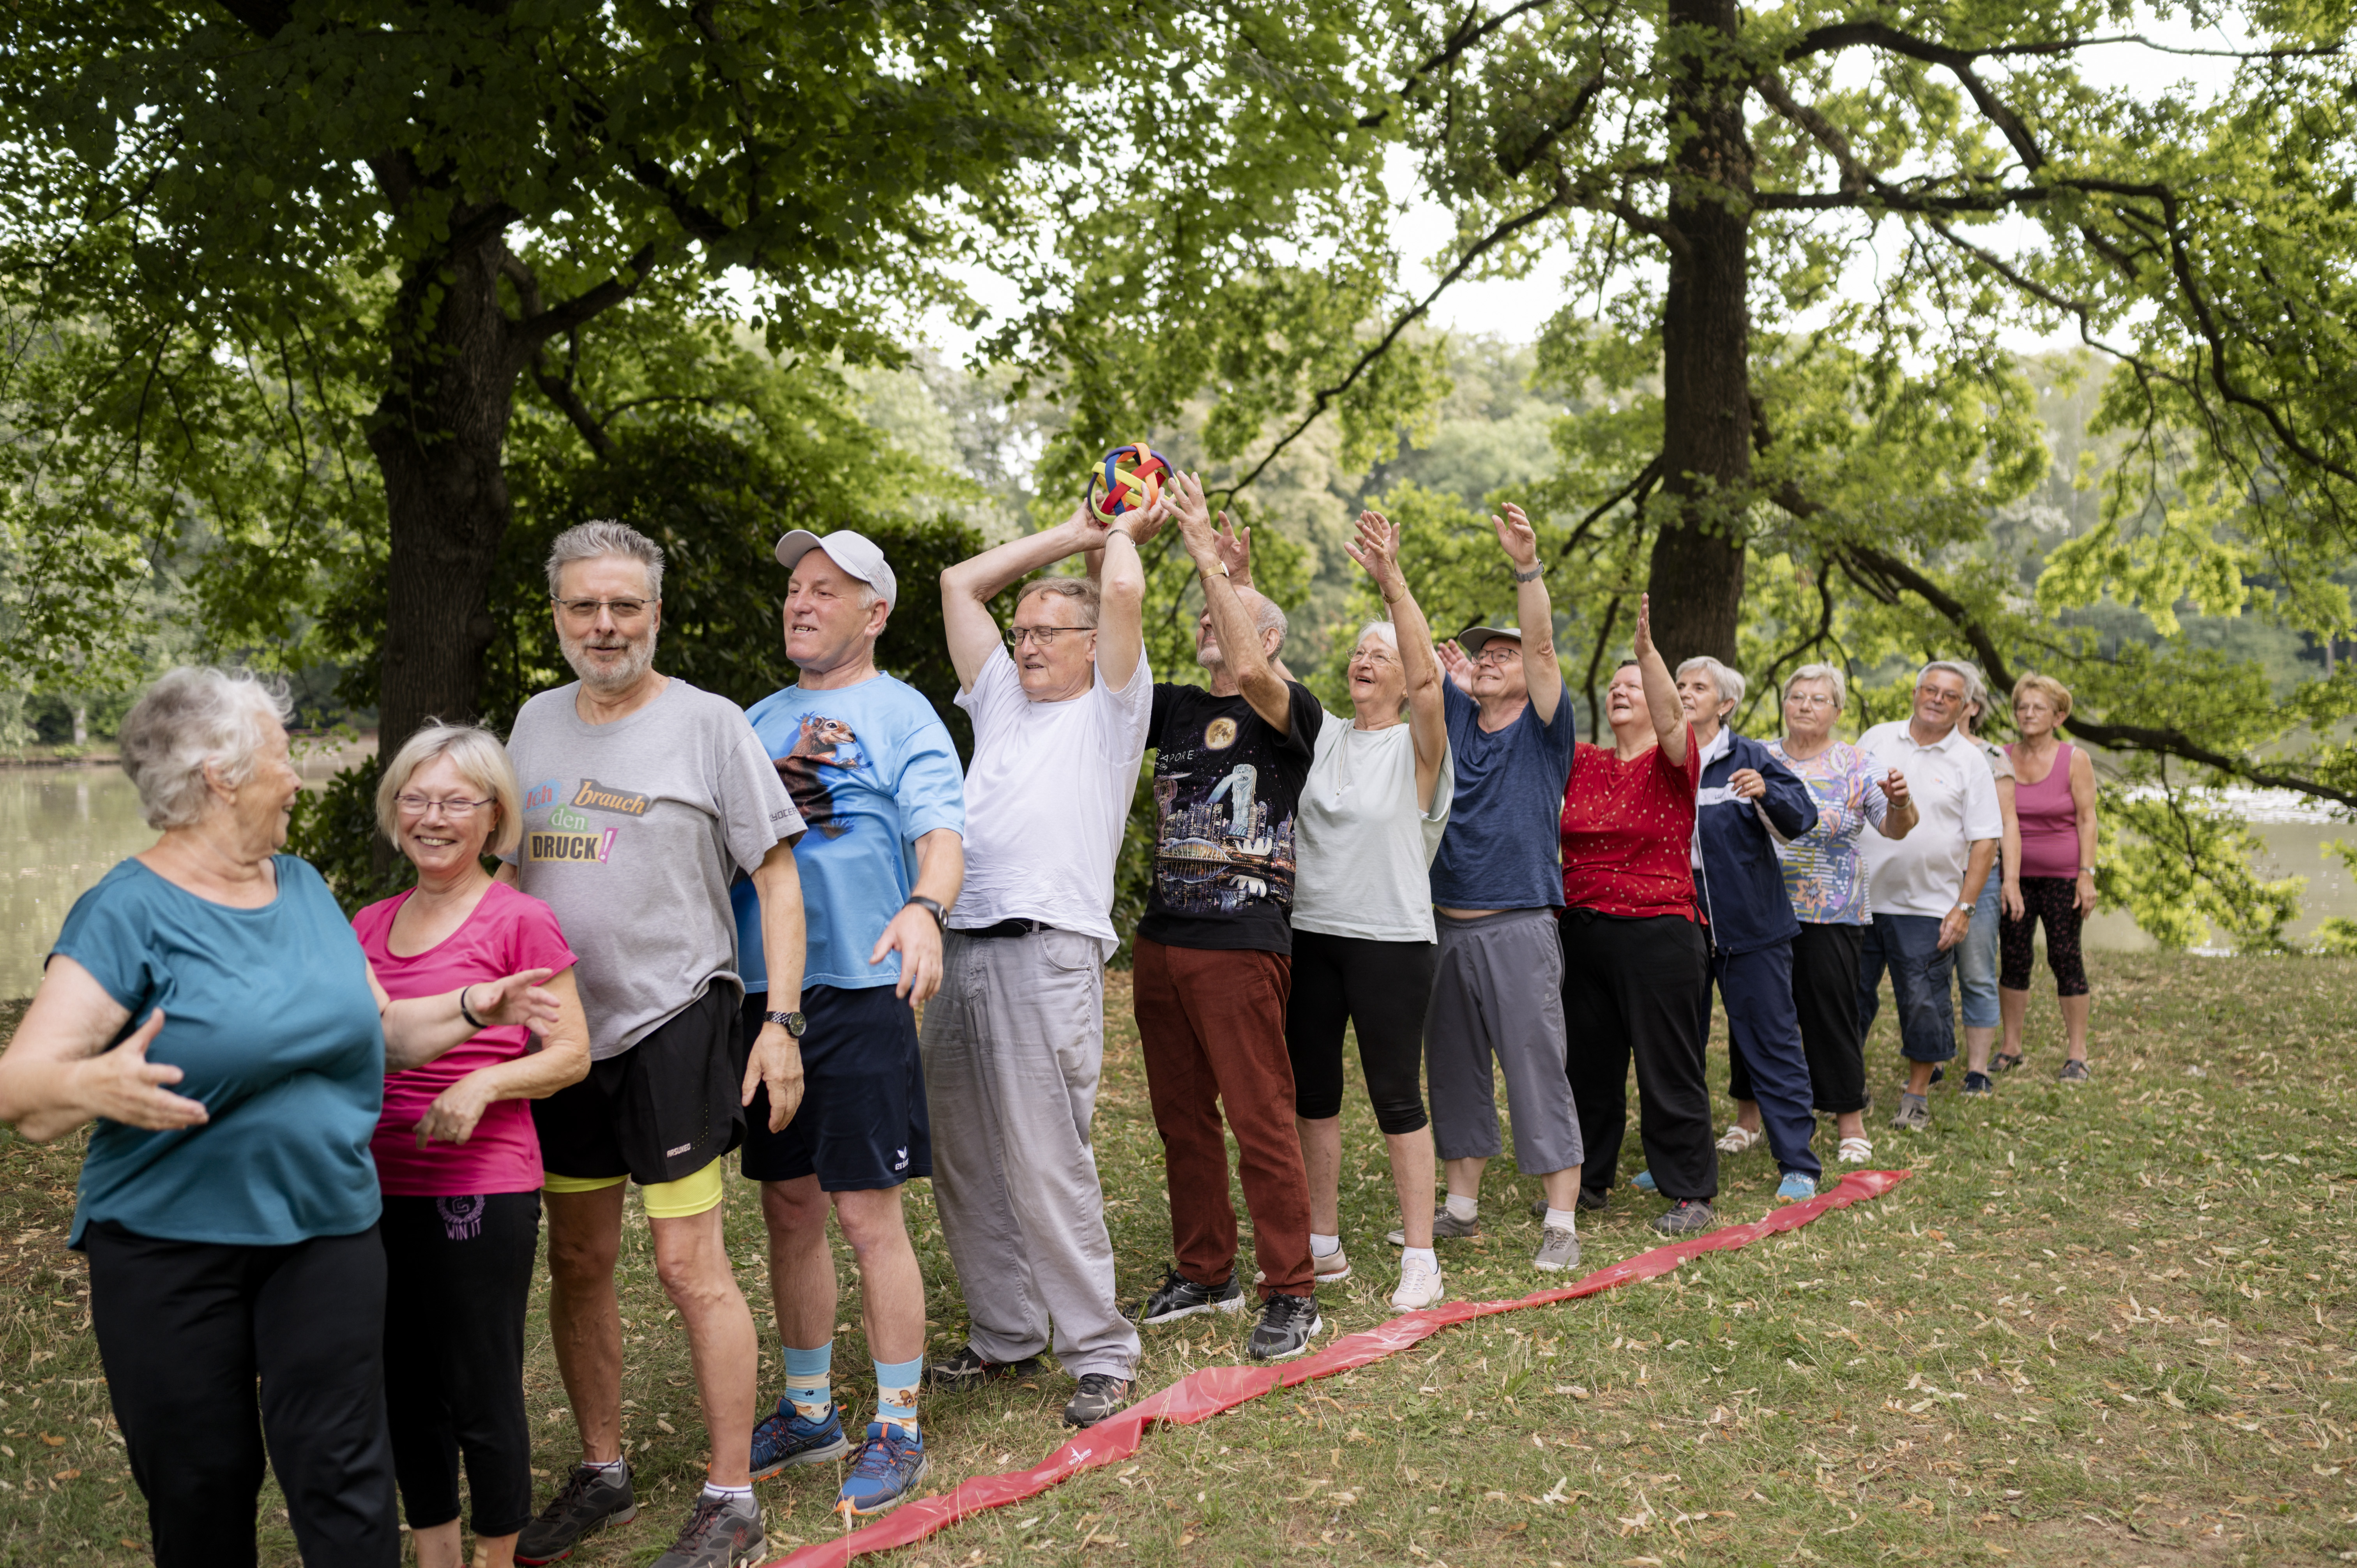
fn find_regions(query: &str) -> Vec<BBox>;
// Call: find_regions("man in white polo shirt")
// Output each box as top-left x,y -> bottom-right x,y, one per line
923,491 -> 1155,1430
1855,660 -> 2001,1133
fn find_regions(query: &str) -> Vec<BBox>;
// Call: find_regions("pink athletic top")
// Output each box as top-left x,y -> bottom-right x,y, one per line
354,881 -> 578,1197
2008,741 -> 2081,880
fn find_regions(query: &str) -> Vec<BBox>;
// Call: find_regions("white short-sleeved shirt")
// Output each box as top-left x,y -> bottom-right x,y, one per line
953,647 -> 1154,955
1292,716 -> 1454,944
1856,720 -> 2002,918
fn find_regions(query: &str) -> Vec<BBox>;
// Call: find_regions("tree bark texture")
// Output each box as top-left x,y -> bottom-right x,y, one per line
364,214 -> 532,752
1644,0 -> 1754,671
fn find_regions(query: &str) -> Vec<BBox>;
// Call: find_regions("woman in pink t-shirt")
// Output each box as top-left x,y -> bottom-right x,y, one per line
1998,673 -> 2100,1081
355,724 -> 588,1568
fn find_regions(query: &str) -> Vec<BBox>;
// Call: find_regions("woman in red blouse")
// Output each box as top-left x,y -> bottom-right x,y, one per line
1557,596 -> 1717,1235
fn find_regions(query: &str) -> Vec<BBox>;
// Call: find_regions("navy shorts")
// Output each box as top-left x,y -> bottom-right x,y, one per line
739,986 -> 932,1191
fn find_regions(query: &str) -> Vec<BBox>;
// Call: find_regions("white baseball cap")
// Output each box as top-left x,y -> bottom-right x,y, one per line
774,528 -> 897,609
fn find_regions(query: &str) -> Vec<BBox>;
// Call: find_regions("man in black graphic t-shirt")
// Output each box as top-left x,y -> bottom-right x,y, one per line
1130,474 -> 1326,1363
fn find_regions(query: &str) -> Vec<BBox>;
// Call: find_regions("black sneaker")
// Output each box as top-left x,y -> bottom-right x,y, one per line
1652,1199 -> 1716,1236
1962,1071 -> 1994,1096
1245,1293 -> 1322,1360
648,1490 -> 763,1568
515,1462 -> 638,1565
1062,1373 -> 1134,1428
927,1344 -> 1044,1388
1134,1269 -> 1246,1325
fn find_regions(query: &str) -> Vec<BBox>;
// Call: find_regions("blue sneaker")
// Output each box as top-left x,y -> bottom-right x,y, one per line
1776,1170 -> 1819,1203
749,1398 -> 850,1482
1633,1169 -> 1658,1194
837,1422 -> 928,1519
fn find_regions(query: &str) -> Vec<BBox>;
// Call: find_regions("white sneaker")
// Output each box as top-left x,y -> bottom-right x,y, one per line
1390,1254 -> 1446,1312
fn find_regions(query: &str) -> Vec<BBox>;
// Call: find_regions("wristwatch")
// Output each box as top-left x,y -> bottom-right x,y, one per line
764,1010 -> 808,1039
1952,904 -> 1974,919
905,894 -> 948,931
1512,562 -> 1544,583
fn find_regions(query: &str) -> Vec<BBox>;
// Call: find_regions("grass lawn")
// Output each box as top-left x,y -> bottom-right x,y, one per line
2,950 -> 2355,1565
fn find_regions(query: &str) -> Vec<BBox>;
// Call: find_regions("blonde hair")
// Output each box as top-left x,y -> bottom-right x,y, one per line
2011,671 -> 2074,722
118,667 -> 294,830
374,722 -> 525,859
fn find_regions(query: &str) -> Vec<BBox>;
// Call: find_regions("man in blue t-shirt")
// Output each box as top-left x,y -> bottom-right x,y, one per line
731,528 -> 966,1520
1413,501 -> 1587,1276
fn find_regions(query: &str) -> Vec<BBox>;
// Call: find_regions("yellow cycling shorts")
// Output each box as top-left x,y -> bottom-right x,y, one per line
542,1158 -> 725,1219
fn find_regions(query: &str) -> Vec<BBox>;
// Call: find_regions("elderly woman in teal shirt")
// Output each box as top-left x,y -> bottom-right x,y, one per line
0,668 -> 559,1568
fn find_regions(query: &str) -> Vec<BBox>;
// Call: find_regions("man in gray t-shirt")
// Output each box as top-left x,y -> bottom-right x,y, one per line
501,521 -> 807,1567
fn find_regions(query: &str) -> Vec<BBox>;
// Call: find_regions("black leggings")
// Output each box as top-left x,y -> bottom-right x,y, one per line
1283,928 -> 1435,1134
2000,876 -> 2089,997
87,1221 -> 400,1568
1730,922 -> 1869,1114
1559,910 -> 1716,1202
381,1192 -> 542,1538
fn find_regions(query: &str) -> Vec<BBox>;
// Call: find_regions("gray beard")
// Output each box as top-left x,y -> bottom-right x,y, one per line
563,629 -> 658,692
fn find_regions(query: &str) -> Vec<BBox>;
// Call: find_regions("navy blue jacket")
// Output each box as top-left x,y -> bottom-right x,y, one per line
1694,727 -> 1818,956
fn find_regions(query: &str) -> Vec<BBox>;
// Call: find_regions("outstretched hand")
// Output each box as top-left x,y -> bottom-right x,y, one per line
1491,502 -> 1539,570
1168,472 -> 1217,560
1633,592 -> 1657,664
1214,513 -> 1253,586
1437,639 -> 1476,694
79,1009 -> 208,1133
463,970 -> 560,1036
1344,510 -> 1405,600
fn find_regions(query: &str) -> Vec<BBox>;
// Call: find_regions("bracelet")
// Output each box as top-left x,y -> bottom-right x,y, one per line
458,985 -> 488,1030
1512,562 -> 1544,583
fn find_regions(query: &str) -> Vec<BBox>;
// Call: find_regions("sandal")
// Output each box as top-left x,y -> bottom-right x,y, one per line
1837,1136 -> 1874,1164
1992,1051 -> 2026,1073
1715,1124 -> 1763,1155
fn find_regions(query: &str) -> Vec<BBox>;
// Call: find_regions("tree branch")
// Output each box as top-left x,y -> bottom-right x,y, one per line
1360,0 -> 1570,127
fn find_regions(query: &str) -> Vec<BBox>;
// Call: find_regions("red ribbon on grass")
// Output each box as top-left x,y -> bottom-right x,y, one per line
767,1168 -> 1911,1566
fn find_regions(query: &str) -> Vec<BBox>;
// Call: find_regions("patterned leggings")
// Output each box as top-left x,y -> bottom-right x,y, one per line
1999,875 -> 2088,997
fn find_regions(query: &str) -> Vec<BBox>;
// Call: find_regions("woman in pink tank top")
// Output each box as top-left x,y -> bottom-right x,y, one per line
1998,673 -> 2100,1080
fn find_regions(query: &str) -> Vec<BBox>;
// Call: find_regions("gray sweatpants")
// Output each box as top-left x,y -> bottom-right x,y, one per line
920,927 -> 1140,1379
1424,907 -> 1584,1176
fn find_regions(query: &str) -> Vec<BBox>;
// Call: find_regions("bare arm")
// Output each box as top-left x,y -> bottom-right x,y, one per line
1172,473 -> 1293,733
2071,747 -> 2101,914
380,968 -> 560,1072
867,827 -> 965,1003
940,498 -> 1112,692
412,967 -> 592,1148
1632,593 -> 1686,765
1494,503 -> 1563,726
0,957 -> 207,1143
1874,769 -> 1919,839
1348,510 -> 1446,811
1095,515 -> 1148,691
742,837 -> 807,1132
1997,775 -> 2024,918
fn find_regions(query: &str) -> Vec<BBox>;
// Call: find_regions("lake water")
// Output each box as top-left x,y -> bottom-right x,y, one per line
0,765 -> 2350,996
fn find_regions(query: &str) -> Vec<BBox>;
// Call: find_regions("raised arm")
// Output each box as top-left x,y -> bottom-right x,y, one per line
940,497 -> 1112,692
1494,503 -> 1563,726
1347,510 -> 1446,811
1096,508 -> 1148,690
1632,593 -> 1686,765
1171,472 -> 1292,733
2070,746 -> 2101,915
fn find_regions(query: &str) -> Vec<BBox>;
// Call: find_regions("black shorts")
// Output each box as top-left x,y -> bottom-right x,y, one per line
739,985 -> 931,1192
533,983 -> 746,1186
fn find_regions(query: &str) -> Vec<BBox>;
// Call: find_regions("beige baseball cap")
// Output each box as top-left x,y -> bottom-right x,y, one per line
1456,625 -> 1523,657
774,528 -> 897,609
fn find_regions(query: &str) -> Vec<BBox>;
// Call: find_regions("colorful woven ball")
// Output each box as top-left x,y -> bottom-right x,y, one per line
1089,442 -> 1171,519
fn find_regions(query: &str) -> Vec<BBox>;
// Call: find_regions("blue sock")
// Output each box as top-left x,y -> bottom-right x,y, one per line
784,1343 -> 833,1424
874,1355 -> 922,1438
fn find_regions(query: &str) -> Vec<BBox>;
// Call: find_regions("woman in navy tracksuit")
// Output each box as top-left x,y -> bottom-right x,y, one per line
1673,657 -> 1824,1204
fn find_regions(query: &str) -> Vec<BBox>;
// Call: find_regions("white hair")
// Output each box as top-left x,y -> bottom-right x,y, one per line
1248,591 -> 1288,649
1676,655 -> 1746,708
1919,659 -> 1984,710
117,667 -> 294,830
1354,620 -> 1398,653
375,722 -> 526,859
1781,662 -> 1848,710
547,519 -> 664,600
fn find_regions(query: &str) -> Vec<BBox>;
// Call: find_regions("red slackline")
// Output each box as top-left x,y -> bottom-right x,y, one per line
765,1168 -> 1910,1566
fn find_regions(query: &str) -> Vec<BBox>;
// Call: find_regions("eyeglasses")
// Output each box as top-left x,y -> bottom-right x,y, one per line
1915,686 -> 1964,706
1472,645 -> 1521,666
553,597 -> 652,623
396,794 -> 494,819
1007,626 -> 1092,648
1785,693 -> 1837,709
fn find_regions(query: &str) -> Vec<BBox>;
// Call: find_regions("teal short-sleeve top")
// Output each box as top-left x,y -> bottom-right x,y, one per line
51,855 -> 386,1248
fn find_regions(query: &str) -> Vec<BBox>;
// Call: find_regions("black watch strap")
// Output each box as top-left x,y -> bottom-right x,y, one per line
905,894 -> 947,930
764,1009 -> 807,1038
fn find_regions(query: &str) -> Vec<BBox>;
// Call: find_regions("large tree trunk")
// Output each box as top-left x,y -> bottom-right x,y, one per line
364,213 -> 529,752
1644,0 -> 1753,671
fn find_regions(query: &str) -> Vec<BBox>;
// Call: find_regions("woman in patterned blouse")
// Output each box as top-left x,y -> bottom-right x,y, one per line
1758,664 -> 1919,1165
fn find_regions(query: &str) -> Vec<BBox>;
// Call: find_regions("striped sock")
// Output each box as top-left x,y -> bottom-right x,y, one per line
784,1342 -> 832,1424
875,1355 -> 923,1438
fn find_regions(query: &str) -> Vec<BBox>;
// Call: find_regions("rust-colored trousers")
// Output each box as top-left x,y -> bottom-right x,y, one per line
1132,938 -> 1314,1299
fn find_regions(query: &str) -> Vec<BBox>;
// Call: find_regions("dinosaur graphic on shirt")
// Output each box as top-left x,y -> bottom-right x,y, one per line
777,714 -> 863,839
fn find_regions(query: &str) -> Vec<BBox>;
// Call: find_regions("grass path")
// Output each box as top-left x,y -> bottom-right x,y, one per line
2,952 -> 2354,1564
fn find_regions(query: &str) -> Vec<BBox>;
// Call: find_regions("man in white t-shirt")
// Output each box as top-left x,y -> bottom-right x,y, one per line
923,494 -> 1156,1430
1856,660 -> 2002,1133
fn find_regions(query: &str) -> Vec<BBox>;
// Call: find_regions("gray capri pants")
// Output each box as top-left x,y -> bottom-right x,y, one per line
1423,907 -> 1584,1175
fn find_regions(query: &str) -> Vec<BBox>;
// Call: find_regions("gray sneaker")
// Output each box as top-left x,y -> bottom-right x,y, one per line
1386,1208 -> 1479,1246
649,1491 -> 763,1568
2059,1058 -> 2092,1082
1532,1225 -> 1581,1272
1890,1092 -> 1932,1132
516,1463 -> 638,1564
1652,1199 -> 1715,1236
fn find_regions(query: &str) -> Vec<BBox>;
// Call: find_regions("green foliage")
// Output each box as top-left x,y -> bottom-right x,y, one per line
2099,786 -> 2304,954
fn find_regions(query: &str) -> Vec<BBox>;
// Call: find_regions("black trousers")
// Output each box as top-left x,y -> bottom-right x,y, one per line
382,1192 -> 541,1537
1283,928 -> 1436,1133
1732,921 -> 1869,1114
86,1222 -> 400,1568
1559,910 -> 1717,1202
